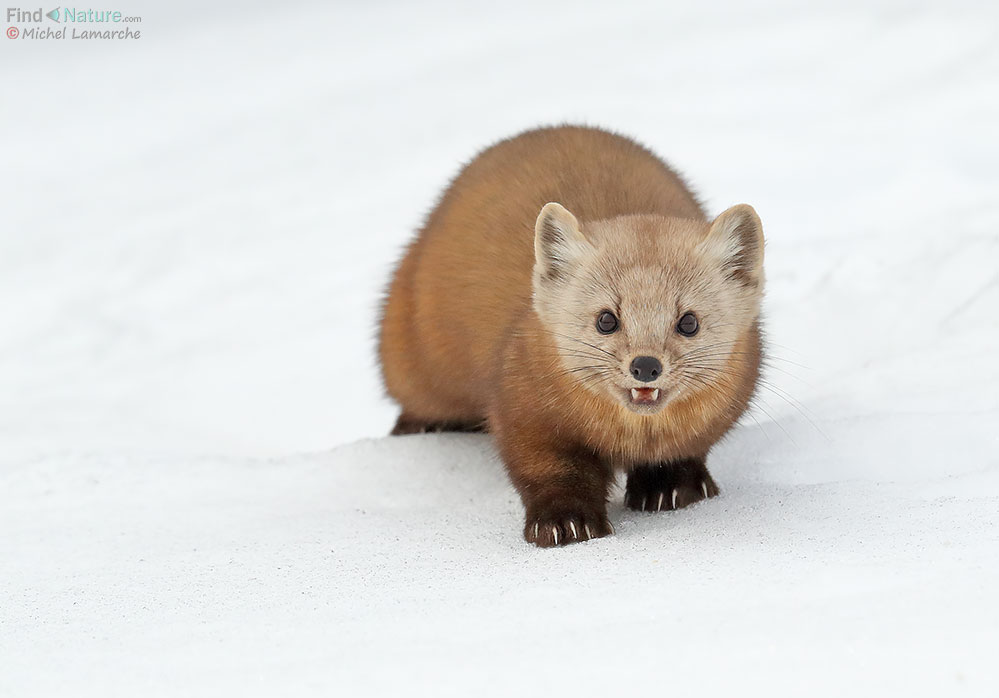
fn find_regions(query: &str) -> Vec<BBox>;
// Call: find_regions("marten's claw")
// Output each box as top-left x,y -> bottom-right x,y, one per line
625,461 -> 720,513
524,510 -> 613,547
627,483 -> 716,512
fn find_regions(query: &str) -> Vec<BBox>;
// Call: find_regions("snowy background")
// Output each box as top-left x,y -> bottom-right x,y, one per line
2,1 -> 998,695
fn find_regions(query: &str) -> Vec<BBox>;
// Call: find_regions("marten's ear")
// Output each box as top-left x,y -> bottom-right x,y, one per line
700,204 -> 765,287
534,202 -> 590,283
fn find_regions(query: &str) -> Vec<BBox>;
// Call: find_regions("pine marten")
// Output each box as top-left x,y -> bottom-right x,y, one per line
379,125 -> 764,547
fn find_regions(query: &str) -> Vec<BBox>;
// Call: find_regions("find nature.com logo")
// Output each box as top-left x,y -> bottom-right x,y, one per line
6,6 -> 142,40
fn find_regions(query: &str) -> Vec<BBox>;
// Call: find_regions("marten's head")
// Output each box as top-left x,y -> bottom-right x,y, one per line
532,202 -> 765,415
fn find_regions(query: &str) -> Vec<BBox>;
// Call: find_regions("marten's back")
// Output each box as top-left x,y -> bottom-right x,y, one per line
379,126 -> 703,423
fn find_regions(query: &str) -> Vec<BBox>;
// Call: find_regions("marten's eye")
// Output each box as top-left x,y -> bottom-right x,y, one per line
596,310 -> 619,334
676,312 -> 699,337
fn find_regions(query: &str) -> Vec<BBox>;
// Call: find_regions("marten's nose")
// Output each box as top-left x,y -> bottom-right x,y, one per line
630,356 -> 662,383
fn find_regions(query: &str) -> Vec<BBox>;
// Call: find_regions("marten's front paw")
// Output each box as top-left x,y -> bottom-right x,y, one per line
523,509 -> 614,547
625,462 -> 719,512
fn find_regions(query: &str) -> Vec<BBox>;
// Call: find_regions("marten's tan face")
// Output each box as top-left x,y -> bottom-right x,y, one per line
533,203 -> 765,415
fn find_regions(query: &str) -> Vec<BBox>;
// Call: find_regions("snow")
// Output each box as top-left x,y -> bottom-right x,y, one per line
2,1 -> 998,695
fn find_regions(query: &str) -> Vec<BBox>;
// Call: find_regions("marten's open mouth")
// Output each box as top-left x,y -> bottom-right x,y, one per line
629,387 -> 660,404
617,385 -> 668,414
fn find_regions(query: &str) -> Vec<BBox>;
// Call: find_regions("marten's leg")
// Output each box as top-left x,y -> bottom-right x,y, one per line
624,457 -> 719,512
390,414 -> 487,435
496,431 -> 614,547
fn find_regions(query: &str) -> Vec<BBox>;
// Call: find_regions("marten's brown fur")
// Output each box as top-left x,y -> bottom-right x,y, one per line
379,126 -> 764,547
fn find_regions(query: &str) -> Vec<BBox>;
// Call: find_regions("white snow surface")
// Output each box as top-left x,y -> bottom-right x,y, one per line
3,1 -> 999,695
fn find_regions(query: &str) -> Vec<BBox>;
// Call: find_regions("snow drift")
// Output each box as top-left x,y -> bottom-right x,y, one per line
2,1 -> 998,695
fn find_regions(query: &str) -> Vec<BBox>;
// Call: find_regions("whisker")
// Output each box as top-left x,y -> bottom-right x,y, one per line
547,331 -> 617,359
